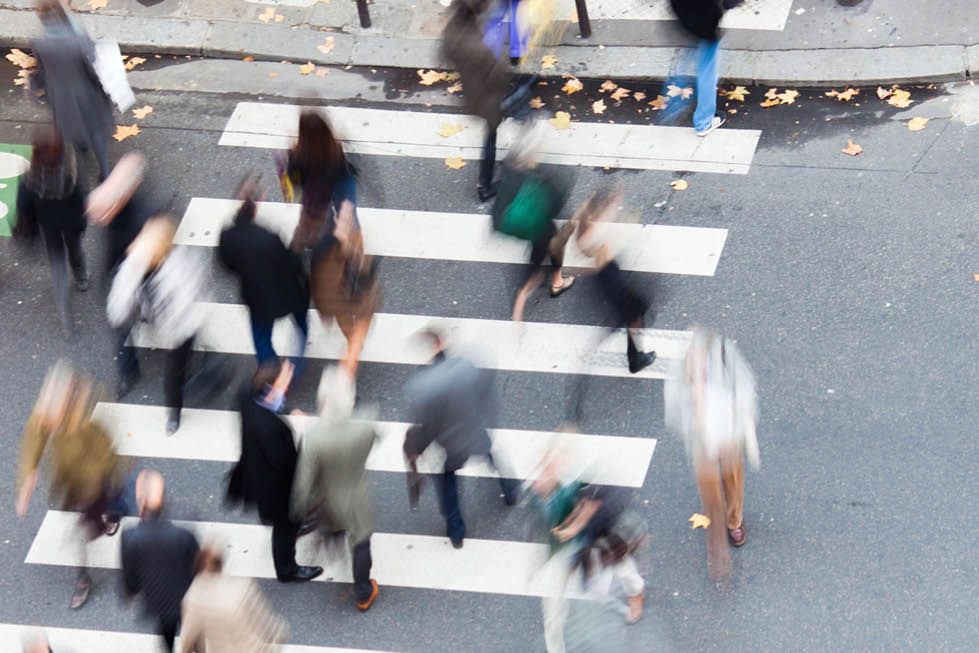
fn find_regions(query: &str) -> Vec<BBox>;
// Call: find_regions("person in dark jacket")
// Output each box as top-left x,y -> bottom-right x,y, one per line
120,469 -> 200,652
669,0 -> 727,135
218,195 -> 309,364
16,126 -> 88,336
227,359 -> 323,583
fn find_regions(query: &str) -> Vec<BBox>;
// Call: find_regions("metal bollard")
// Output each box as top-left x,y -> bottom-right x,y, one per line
356,0 -> 371,28
575,0 -> 591,38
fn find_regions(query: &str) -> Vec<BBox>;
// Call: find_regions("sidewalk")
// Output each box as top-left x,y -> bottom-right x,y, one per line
1,0 -> 976,86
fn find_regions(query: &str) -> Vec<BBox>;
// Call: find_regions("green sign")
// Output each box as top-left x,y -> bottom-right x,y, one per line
0,143 -> 33,237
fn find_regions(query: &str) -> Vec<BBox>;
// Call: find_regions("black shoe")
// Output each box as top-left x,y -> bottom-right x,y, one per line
722,0 -> 745,8
166,409 -> 180,436
278,565 -> 323,583
628,351 -> 656,374
450,537 -> 464,549
70,571 -> 91,609
73,269 -> 89,292
477,183 -> 497,202
116,371 -> 140,400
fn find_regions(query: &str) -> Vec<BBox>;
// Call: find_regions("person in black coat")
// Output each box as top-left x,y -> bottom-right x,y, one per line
218,197 -> 309,364
120,469 -> 199,653
227,359 -> 323,583
669,0 -> 727,135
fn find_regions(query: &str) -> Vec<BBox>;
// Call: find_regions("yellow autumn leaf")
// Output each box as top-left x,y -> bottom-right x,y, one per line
973,274 -> 979,282
541,54 -> 558,69
592,99 -> 607,114
131,105 -> 153,119
725,86 -> 749,101
258,7 -> 278,23
112,124 -> 140,142
88,0 -> 107,9
599,80 -> 618,93
438,123 -> 463,138
13,69 -> 32,86
561,77 -> 583,95
688,513 -> 711,529
760,98 -> 780,107
887,88 -> 913,108
610,87 -> 631,102
440,72 -> 461,82
446,82 -> 463,94
907,117 -> 929,131
299,62 -> 315,75
825,87 -> 858,101
667,85 -> 692,99
529,96 -> 545,109
417,69 -> 442,85
549,111 -> 572,130
6,49 -> 36,69
242,55 -> 255,62
670,179 -> 688,191
648,95 -> 668,110
268,72 -> 279,78
633,91 -> 647,102
444,157 -> 467,170
876,86 -> 892,99
764,87 -> 778,100
123,57 -> 146,71
776,89 -> 799,104
317,37 -> 336,54
841,139 -> 862,156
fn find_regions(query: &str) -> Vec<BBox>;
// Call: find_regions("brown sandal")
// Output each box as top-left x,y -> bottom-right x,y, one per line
550,275 -> 575,297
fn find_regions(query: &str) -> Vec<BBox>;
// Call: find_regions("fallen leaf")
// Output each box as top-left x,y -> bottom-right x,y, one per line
315,68 -> 329,77
725,85 -> 749,101
973,274 -> 979,281
268,72 -> 279,77
633,92 -> 646,102
599,80 -> 618,93
258,7 -> 278,23
438,123 -> 463,138
887,88 -> 913,108
825,87 -> 859,101
728,108 -> 737,114
907,117 -> 929,131
242,55 -> 254,62
760,98 -> 780,107
112,124 -> 140,142
841,139 -> 862,156
446,82 -> 463,94
123,56 -> 146,71
777,89 -> 799,104
610,87 -> 631,102
561,77 -> 583,95
275,14 -> 283,23
440,72 -> 461,82
131,105 -> 153,119
764,87 -> 778,100
316,37 -> 336,54
299,61 -> 315,75
876,86 -> 892,99
647,95 -> 668,110
667,85 -> 693,99
670,179 -> 688,191
417,69 -> 442,85
88,0 -> 107,9
13,69 -> 32,86
529,96 -> 545,109
592,99 -> 606,114
549,111 -> 572,130
541,54 -> 558,69
444,157 -> 467,170
689,513 -> 711,529
6,49 -> 36,69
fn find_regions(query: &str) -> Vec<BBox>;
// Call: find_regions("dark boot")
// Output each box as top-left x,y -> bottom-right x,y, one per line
627,336 -> 656,374
166,408 -> 180,436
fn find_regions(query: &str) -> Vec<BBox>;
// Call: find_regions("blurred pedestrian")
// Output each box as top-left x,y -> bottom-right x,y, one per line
106,215 -> 209,434
572,186 -> 656,374
483,0 -> 527,65
226,359 -> 324,583
218,186 -> 309,365
31,0 -> 113,179
121,469 -> 200,652
404,329 -> 518,548
180,546 -> 288,653
664,327 -> 759,579
15,126 -> 89,337
291,366 -> 380,611
16,360 -> 128,609
669,0 -> 726,135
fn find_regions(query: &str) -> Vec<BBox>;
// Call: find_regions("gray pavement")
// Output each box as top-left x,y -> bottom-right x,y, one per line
0,52 -> 978,650
1,0 -> 978,85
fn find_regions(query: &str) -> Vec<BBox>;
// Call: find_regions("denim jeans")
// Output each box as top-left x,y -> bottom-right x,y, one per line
437,454 -> 518,543
483,0 -> 527,59
693,39 -> 720,131
249,308 -> 309,364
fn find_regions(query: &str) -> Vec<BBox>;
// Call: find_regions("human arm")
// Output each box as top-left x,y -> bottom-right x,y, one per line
16,417 -> 49,517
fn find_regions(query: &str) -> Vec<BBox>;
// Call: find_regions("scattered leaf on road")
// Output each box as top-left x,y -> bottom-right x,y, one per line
777,89 -> 799,104
446,82 -> 463,94
13,69 -> 32,86
438,123 -> 463,138
131,105 -> 153,119
268,72 -> 279,77
876,86 -> 892,99
6,49 -> 36,69
299,61 -> 315,75
667,85 -> 693,99
633,91 -> 646,102
648,95 -> 668,110
670,179 -> 688,191
242,55 -> 254,62
725,86 -> 749,101
764,87 -> 778,100
417,69 -> 442,85
562,77 -> 583,95
760,98 -> 780,107
258,7 -> 280,23
440,72 -> 461,82
123,56 -> 146,71
973,274 -> 979,281
841,139 -> 862,156
689,513 -> 711,529
529,96 -> 545,109
592,99 -> 606,114
444,157 -> 467,170
112,124 -> 140,142
907,117 -> 929,131
610,87 -> 631,102
541,54 -> 558,69
317,37 -> 336,54
825,87 -> 859,101
88,0 -> 108,9
599,80 -> 618,93
549,111 -> 572,130
887,88 -> 913,108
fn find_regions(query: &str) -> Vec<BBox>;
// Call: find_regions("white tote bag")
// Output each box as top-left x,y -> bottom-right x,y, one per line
93,39 -> 135,113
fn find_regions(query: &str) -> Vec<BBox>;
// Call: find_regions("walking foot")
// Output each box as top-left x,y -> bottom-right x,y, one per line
70,571 -> 92,609
277,565 -> 323,583
628,350 -> 656,374
625,592 -> 644,625
695,116 -> 726,137
549,275 -> 575,297
357,579 -> 379,612
728,524 -> 746,547
166,409 -> 180,436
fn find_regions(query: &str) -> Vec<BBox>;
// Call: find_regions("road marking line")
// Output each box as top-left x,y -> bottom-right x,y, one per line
582,0 -> 794,31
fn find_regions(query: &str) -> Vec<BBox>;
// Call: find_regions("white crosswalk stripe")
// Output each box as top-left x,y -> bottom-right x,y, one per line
176,198 -> 728,276
581,0 -> 794,31
219,104 -> 761,174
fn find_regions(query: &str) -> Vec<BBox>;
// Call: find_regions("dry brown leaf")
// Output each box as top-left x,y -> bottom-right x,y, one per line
689,513 -> 711,529
876,86 -> 892,99
907,117 -> 929,132
444,157 -> 467,170
275,14 -> 283,22
438,123 -> 463,138
440,72 -> 461,82
6,49 -> 36,69
417,69 -> 442,86
825,87 -> 859,101
13,69 -> 32,86
841,139 -> 862,156
760,98 -> 780,107
887,88 -> 913,108
549,111 -> 572,130
728,109 -> 738,114
777,89 -> 799,104
298,62 -> 315,75
562,77 -> 583,95
88,0 -> 107,9
541,54 -> 558,69
123,57 -> 146,71
242,55 -> 254,62
446,82 -> 463,94
599,80 -> 618,93
648,95 -> 668,111
131,105 -> 153,119
268,72 -> 279,78
670,179 -> 688,191
764,87 -> 778,100
257,7 -> 278,23
633,91 -> 646,102
317,37 -> 336,55
529,96 -> 545,109
112,124 -> 140,142
592,99 -> 607,115
315,68 -> 329,77
610,87 -> 631,102
725,85 -> 749,102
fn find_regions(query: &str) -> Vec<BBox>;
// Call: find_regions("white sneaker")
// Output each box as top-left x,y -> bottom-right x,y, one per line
695,115 -> 726,136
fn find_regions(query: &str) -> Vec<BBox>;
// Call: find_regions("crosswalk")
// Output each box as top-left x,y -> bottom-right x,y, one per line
18,96 -> 750,649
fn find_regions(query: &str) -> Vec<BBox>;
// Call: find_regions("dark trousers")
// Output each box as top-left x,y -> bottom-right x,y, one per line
41,224 -> 85,328
115,326 -> 139,379
479,125 -> 497,189
437,454 -> 518,543
272,519 -> 300,579
158,616 -> 178,652
249,308 -> 309,364
352,538 -> 373,602
75,133 -> 110,181
164,337 -> 194,412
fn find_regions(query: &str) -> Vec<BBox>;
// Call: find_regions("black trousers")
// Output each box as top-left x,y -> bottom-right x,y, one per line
158,616 -> 178,652
41,223 -> 85,328
272,519 -> 300,579
479,125 -> 497,189
115,326 -> 139,379
353,538 -> 373,602
164,337 -> 194,411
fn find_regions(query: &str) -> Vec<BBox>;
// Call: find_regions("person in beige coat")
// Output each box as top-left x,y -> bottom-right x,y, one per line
179,547 -> 288,653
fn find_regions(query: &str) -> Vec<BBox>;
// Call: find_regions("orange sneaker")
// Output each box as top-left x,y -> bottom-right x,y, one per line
357,579 -> 379,612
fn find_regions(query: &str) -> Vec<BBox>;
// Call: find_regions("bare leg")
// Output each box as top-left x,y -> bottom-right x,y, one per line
512,269 -> 545,322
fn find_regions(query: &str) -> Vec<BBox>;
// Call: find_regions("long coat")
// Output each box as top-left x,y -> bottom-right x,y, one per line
180,573 -> 287,653
670,0 -> 724,42
440,3 -> 508,128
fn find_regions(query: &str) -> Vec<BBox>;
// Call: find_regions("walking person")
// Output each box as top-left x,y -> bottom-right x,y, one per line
218,191 -> 309,365
291,367 -> 380,611
15,126 -> 89,337
226,359 -> 324,583
404,329 -> 518,549
120,469 -> 200,652
16,361 -> 128,609
664,327 -> 759,579
106,215 -> 209,434
31,0 -> 113,179
483,0 -> 527,65
669,0 -> 727,135
180,547 -> 288,652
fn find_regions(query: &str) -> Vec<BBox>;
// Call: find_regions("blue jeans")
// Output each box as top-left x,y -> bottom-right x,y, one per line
249,308 -> 309,364
483,0 -> 527,59
437,454 -> 518,543
693,39 -> 720,131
